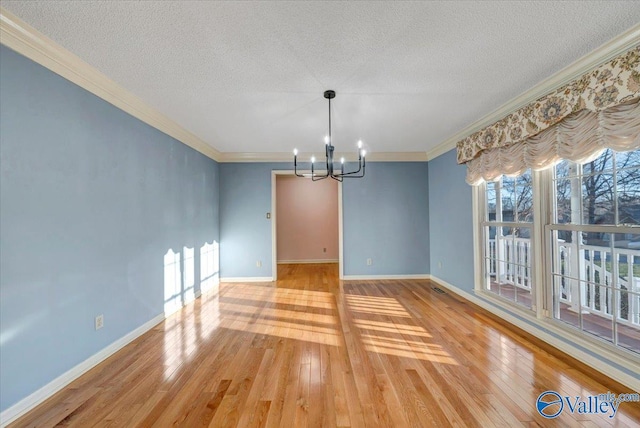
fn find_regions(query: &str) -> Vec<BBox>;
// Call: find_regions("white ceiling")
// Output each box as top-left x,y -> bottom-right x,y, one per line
3,1 -> 640,157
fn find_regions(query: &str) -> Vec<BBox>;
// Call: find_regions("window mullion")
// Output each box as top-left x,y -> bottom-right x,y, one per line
473,184 -> 485,292
496,179 -> 502,222
611,236 -> 619,347
495,179 -> 504,286
533,168 -> 550,318
613,151 -> 618,226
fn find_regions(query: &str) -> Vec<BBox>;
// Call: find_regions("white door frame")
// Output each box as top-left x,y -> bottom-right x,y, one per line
271,170 -> 344,281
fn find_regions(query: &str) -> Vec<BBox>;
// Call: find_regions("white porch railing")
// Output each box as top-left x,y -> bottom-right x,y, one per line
554,239 -> 640,327
489,236 -> 640,328
488,236 -> 532,291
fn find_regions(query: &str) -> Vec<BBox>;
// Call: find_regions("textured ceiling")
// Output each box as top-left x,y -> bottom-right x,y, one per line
3,1 -> 640,156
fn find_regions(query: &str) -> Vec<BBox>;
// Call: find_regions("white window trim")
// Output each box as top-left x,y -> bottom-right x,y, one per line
474,172 -> 540,315
472,172 -> 640,385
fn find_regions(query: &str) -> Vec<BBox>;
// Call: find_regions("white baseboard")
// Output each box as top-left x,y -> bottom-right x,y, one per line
428,275 -> 640,392
342,274 -> 431,280
219,277 -> 274,283
0,313 -> 165,427
277,259 -> 339,264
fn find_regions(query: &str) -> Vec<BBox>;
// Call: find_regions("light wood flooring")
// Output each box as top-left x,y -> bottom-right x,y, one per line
9,263 -> 640,427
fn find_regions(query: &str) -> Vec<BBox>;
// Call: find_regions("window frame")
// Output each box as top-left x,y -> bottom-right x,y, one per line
545,152 -> 640,360
473,160 -> 640,367
475,170 -> 541,314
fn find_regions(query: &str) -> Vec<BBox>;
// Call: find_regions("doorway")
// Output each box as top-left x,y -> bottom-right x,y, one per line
271,170 -> 343,281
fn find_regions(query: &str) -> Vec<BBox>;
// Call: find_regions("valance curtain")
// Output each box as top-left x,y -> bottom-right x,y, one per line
456,46 -> 640,184
465,99 -> 640,184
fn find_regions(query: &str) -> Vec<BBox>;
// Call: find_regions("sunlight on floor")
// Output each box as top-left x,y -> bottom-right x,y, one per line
353,319 -> 432,338
218,283 -> 342,346
163,312 -> 199,381
361,334 -> 458,364
220,313 -> 341,346
347,293 -> 458,365
222,284 -> 335,310
160,279 -> 461,377
221,301 -> 338,326
345,294 -> 412,318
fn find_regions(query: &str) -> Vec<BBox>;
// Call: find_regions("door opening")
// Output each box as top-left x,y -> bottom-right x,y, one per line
271,171 -> 343,281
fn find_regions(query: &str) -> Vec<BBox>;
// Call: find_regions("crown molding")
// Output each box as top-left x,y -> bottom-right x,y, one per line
0,7 -> 425,166
221,151 -> 428,163
0,7 -> 222,162
5,5 -> 636,165
220,152 -> 293,163
426,23 -> 640,161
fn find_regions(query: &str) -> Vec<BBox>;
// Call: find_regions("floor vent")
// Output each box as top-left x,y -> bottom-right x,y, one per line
432,287 -> 446,294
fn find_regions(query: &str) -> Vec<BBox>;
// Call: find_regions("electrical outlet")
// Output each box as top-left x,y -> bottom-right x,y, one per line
95,314 -> 104,330
366,258 -> 372,266
323,247 -> 327,253
256,260 -> 262,267
438,261 -> 442,269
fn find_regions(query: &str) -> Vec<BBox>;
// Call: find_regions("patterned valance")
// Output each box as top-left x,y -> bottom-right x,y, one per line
465,99 -> 640,185
456,46 -> 640,164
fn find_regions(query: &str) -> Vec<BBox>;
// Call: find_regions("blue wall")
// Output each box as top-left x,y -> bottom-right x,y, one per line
428,149 -> 474,289
219,163 -> 287,278
343,162 -> 430,275
0,46 -> 220,412
219,162 -> 430,278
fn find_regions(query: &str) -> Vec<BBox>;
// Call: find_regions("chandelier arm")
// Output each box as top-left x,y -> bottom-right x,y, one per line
312,173 -> 329,181
293,156 -> 306,177
336,157 -> 364,176
338,158 -> 365,178
339,168 -> 361,176
311,161 -> 330,181
340,168 -> 365,178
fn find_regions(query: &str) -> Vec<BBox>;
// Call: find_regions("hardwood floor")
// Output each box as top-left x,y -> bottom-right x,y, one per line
9,263 -> 640,427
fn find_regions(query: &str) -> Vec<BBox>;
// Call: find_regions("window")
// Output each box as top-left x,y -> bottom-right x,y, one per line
550,149 -> 640,354
482,170 -> 535,310
476,149 -> 640,357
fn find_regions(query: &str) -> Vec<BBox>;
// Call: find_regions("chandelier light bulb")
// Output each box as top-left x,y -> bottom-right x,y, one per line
324,135 -> 330,144
357,140 -> 363,149
311,156 -> 316,163
362,150 -> 367,157
293,148 -> 298,156
340,157 -> 345,164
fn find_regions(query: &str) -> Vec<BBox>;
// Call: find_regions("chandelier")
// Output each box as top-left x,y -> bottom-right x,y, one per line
293,90 -> 366,181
